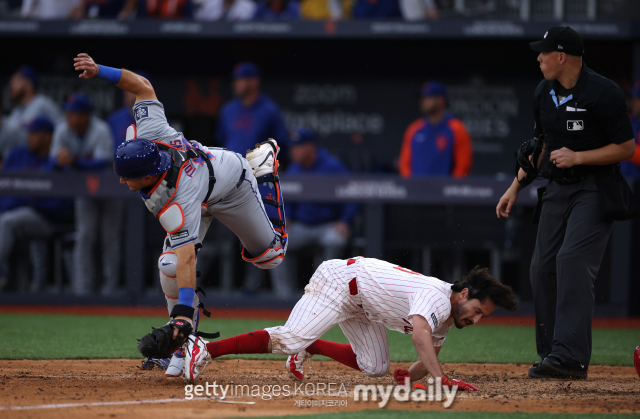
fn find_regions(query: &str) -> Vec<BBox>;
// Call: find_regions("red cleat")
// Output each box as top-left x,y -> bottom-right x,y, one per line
634,346 -> 640,378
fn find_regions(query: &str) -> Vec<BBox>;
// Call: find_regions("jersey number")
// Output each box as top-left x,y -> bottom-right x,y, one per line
169,139 -> 183,149
184,162 -> 196,178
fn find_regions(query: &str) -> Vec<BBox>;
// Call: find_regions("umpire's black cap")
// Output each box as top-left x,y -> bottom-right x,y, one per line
530,27 -> 584,56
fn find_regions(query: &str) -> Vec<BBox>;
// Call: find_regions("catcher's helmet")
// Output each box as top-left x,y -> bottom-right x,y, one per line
114,139 -> 171,179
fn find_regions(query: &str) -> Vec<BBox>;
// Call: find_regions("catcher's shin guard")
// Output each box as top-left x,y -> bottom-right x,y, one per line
159,250 -> 212,329
242,235 -> 287,269
244,139 -> 287,269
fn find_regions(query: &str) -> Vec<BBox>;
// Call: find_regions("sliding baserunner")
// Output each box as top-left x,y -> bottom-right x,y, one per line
185,257 -> 517,389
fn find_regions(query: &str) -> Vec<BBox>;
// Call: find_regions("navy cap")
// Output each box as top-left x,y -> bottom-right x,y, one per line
530,27 -> 584,56
64,93 -> 93,113
421,81 -> 448,100
26,115 -> 54,133
233,62 -> 260,79
16,65 -> 39,89
114,139 -> 172,179
289,128 -> 316,146
631,81 -> 640,98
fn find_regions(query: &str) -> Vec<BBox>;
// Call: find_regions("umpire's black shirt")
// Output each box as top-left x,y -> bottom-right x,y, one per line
533,62 -> 633,176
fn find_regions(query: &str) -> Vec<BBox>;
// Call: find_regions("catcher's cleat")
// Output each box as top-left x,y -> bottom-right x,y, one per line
286,350 -> 314,381
183,336 -> 211,383
165,348 -> 185,379
141,358 -> 155,370
246,139 -> 280,178
141,357 -> 171,370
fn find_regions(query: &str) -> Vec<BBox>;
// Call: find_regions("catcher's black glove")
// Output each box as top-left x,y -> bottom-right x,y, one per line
137,319 -> 193,359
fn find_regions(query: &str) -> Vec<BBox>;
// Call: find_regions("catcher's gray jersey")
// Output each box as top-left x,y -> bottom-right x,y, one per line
133,100 -> 274,253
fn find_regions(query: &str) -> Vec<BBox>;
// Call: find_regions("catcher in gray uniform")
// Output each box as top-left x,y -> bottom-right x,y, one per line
74,53 -> 288,381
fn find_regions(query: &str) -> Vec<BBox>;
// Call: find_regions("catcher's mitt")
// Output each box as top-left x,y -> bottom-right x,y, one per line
137,319 -> 193,359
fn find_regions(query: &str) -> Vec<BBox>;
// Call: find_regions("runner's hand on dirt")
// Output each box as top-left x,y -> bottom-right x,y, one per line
442,375 -> 479,391
393,368 -> 411,385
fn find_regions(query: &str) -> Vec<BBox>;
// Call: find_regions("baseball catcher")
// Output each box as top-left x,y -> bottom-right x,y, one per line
74,53 -> 287,382
179,257 -> 517,388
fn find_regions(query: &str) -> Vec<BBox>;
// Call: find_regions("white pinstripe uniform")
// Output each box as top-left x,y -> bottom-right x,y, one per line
265,257 -> 454,377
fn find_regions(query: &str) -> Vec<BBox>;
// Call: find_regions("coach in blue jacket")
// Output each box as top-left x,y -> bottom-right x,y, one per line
269,128 -> 359,298
216,62 -> 288,156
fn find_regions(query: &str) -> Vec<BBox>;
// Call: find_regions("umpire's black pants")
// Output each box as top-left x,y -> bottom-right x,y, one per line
530,178 -> 612,367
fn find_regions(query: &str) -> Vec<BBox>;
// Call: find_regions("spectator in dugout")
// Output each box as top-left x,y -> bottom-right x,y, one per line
21,0 -> 82,18
352,0 -> 401,18
399,0 -> 438,20
399,81 -> 473,178
254,0 -> 300,19
140,0 -> 194,18
0,66 -> 63,165
51,94 -> 123,296
269,128 -> 360,299
0,116 -> 72,292
621,81 -> 640,177
193,0 -> 256,20
298,0 -> 349,19
72,0 -> 139,19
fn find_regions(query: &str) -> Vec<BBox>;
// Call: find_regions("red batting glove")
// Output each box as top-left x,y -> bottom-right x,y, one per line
441,375 -> 479,391
393,368 -> 411,385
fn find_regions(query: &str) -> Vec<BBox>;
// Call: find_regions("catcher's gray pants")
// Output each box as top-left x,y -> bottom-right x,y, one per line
162,157 -> 277,316
0,206 -> 52,289
530,179 -> 612,367
73,198 -> 125,295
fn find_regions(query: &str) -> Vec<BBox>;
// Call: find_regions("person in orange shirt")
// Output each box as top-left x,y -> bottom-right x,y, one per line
399,81 -> 472,178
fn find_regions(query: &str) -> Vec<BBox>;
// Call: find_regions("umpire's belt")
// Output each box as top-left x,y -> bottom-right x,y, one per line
553,173 -> 596,185
346,258 -> 363,307
553,165 -> 616,185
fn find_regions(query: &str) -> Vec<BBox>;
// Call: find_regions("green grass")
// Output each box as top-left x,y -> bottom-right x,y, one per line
226,410 -> 640,419
1,314 -> 638,366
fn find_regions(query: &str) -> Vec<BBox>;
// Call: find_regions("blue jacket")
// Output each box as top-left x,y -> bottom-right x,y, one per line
107,106 -> 135,150
216,94 -> 288,156
399,113 -> 473,178
0,146 -> 73,221
285,148 -> 359,225
621,115 -> 640,177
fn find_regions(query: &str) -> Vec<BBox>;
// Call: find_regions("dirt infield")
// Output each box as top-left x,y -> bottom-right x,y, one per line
1,359 -> 638,418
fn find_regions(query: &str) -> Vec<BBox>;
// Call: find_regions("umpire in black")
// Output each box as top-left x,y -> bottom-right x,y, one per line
496,27 -> 635,379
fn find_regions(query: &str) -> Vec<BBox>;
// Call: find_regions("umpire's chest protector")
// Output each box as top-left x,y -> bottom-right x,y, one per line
535,64 -> 613,153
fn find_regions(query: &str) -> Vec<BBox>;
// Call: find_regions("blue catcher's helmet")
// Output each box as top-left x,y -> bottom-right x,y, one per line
114,139 -> 172,179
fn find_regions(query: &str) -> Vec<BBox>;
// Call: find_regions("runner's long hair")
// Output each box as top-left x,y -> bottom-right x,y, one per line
451,266 -> 517,311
